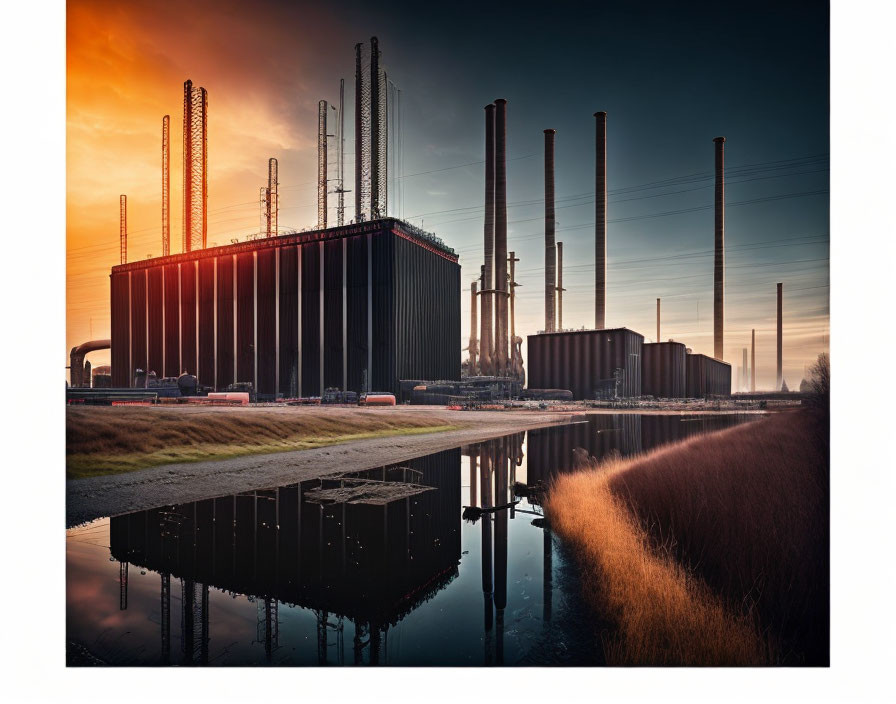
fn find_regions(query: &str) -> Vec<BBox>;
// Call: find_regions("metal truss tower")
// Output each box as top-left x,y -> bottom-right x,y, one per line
337,78 -> 345,226
182,79 -> 208,252
120,194 -> 127,264
162,115 -> 170,257
354,38 -> 389,222
318,101 -> 328,228
355,43 -> 370,222
268,157 -> 279,237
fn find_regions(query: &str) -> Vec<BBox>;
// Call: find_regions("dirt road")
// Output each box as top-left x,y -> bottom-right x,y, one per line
66,407 -> 568,527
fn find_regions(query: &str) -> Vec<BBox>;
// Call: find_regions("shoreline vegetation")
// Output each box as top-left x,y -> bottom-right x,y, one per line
545,409 -> 829,666
66,407 -> 461,479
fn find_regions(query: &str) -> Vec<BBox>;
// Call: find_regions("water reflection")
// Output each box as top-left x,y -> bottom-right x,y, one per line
108,448 -> 462,665
71,412 -> 755,666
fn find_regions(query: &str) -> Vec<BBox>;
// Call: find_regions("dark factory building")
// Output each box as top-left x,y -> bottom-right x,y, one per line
110,218 -> 461,397
642,341 -> 687,398
526,328 -> 643,400
685,352 -> 732,397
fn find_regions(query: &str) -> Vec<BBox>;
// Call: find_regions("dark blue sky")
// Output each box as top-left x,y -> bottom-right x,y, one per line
327,0 -> 828,386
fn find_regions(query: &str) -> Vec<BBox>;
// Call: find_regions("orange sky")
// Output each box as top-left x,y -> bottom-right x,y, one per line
66,0 -> 338,374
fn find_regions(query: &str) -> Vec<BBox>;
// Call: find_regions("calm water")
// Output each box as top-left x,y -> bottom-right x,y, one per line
67,413 -> 755,666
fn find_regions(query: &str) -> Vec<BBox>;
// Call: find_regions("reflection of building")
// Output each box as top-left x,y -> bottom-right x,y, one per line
109,218 -> 460,397
525,414 -> 750,488
464,433 -> 530,665
109,448 -> 461,665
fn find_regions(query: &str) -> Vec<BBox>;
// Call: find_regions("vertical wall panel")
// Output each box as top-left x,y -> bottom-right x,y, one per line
371,233 -> 393,392
346,235 -> 369,393
131,269 -> 147,377
180,263 -> 197,376
300,242 -> 320,396
256,248 -> 277,396
278,245 -> 298,397
236,253 -> 255,384
216,256 -> 234,390
110,272 -> 130,387
163,264 -> 180,377
147,267 -> 164,376
198,258 -> 215,387
323,239 -> 344,390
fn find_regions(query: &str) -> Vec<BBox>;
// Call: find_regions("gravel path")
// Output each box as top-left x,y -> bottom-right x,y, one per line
66,408 -> 568,527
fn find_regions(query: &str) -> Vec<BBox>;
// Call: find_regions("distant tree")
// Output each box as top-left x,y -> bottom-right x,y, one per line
805,353 -> 830,416
799,378 -> 810,393
781,379 -> 789,392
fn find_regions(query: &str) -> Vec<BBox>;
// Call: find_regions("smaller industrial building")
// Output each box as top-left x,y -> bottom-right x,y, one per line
685,353 -> 732,398
642,342 -> 687,398
527,328 -> 644,400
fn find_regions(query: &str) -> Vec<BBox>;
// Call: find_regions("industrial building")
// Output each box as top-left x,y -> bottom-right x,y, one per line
110,218 -> 460,397
642,341 -> 687,398
685,352 -> 732,398
527,328 -> 643,400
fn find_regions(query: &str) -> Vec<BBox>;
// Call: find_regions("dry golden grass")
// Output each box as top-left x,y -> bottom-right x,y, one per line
545,411 -> 828,666
66,407 -> 460,479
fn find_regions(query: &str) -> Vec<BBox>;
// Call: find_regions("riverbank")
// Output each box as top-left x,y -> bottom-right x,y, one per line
66,406 -> 569,527
67,405 -> 465,479
545,409 -> 829,666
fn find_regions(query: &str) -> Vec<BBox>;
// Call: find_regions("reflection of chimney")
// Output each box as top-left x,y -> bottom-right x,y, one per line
751,328 -> 756,392
713,136 -> 726,360
544,129 -> 557,332
656,297 -> 661,342
480,104 -> 495,376
494,99 -> 509,375
777,283 -> 783,390
594,111 -> 607,329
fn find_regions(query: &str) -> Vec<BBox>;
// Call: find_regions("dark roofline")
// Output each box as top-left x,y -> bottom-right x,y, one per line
527,326 -> 644,340
686,352 -> 732,368
111,217 -> 457,274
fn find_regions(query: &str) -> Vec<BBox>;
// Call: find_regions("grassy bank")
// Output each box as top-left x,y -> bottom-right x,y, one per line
545,411 -> 828,666
67,407 -> 461,479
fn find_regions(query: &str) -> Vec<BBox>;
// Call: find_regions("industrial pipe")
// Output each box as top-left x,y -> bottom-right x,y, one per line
594,111 -> 607,330
544,129 -> 556,332
480,104 -> 496,376
494,99 -> 508,376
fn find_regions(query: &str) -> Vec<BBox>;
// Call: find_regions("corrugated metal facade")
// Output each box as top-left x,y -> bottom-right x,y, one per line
110,219 -> 460,396
526,328 -> 643,399
642,342 -> 687,398
685,353 -> 732,397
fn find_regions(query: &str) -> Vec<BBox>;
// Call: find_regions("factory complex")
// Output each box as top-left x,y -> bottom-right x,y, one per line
69,36 -> 796,406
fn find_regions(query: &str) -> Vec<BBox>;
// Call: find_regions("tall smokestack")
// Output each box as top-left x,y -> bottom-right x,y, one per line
656,298 -> 661,342
777,282 -> 783,390
480,104 -> 496,376
162,115 -> 170,257
751,328 -> 756,392
544,129 -> 557,332
713,136 -> 726,360
594,111 -> 607,329
557,241 -> 565,330
469,281 -> 479,374
494,98 -> 508,376
742,348 -> 748,392
120,194 -> 127,265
